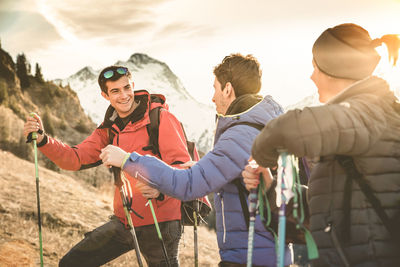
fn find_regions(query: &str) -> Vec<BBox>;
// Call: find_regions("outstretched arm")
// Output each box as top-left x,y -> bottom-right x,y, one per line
101,126 -> 257,201
24,112 -> 109,171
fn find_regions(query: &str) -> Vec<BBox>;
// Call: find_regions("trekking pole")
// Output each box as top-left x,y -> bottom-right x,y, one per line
146,199 -> 171,267
246,160 -> 260,267
193,200 -> 199,267
112,167 -> 144,267
276,151 -> 293,267
28,113 -> 44,267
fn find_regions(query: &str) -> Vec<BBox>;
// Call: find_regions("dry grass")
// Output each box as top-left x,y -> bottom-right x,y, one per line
0,240 -> 36,267
0,150 -> 219,266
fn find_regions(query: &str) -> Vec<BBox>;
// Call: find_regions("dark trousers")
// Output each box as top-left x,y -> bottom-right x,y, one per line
59,216 -> 182,267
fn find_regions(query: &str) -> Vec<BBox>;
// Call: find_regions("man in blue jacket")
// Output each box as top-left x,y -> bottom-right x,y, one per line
100,53 -> 291,266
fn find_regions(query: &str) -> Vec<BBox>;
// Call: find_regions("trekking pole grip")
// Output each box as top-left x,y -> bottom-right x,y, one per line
25,113 -> 39,143
29,113 -> 38,139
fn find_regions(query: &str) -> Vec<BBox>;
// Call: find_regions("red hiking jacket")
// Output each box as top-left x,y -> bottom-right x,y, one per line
39,90 -> 191,226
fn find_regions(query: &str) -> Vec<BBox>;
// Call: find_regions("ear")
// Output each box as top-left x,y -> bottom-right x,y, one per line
223,82 -> 236,99
131,81 -> 135,89
101,91 -> 110,101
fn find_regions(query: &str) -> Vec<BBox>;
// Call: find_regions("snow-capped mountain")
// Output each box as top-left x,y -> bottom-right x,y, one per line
58,53 -> 216,153
285,76 -> 400,111
284,93 -> 321,111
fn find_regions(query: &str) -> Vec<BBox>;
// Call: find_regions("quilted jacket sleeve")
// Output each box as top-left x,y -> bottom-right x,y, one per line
252,97 -> 388,167
122,125 -> 258,201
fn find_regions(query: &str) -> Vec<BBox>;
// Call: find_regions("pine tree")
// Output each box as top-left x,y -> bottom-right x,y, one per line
35,63 -> 44,83
16,53 -> 30,89
27,62 -> 31,75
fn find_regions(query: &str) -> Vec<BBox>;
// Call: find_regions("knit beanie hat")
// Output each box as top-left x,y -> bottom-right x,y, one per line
312,23 -> 381,80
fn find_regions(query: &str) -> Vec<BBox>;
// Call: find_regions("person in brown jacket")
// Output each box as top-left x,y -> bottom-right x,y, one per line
242,23 -> 400,266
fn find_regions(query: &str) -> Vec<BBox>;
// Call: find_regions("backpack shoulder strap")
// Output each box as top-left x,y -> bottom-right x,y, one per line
337,155 -> 398,242
108,126 -> 118,145
228,122 -> 264,229
232,178 -> 250,229
233,121 -> 264,131
219,121 -> 264,137
143,106 -> 162,158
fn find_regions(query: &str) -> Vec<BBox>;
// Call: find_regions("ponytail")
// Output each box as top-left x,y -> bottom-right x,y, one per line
372,34 -> 400,66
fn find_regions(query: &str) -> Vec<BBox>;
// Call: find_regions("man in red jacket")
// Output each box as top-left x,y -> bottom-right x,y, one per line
24,65 -> 191,267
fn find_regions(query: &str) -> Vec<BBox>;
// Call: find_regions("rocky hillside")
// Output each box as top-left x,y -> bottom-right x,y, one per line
0,150 -> 219,266
0,45 -> 110,187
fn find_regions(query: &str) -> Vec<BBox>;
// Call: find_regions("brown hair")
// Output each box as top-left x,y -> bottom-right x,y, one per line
98,65 -> 132,94
213,53 -> 262,97
371,34 -> 400,66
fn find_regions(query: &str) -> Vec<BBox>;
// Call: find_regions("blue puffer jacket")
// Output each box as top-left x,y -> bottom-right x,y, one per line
123,95 -> 291,266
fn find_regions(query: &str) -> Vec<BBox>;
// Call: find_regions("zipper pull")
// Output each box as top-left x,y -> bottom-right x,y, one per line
324,222 -> 332,233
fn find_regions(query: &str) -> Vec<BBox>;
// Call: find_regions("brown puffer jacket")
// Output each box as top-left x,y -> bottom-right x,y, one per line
252,76 -> 400,267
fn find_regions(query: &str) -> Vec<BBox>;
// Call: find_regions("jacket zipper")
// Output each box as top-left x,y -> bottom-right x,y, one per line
218,191 -> 227,243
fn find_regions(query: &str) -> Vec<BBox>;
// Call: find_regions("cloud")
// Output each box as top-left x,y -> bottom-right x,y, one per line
156,22 -> 215,39
39,0 -> 171,39
0,0 -> 14,11
0,11 -> 62,53
0,0 -> 37,12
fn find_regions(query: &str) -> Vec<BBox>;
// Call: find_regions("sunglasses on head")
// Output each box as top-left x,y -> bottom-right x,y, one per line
103,67 -> 128,79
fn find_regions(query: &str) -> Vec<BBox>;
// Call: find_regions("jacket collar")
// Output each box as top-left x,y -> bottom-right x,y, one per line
225,94 -> 263,115
214,95 -> 283,142
327,76 -> 391,105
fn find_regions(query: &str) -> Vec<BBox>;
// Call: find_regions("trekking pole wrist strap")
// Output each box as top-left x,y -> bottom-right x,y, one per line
36,134 -> 48,147
26,129 -> 44,143
121,153 -> 131,168
156,193 -> 165,201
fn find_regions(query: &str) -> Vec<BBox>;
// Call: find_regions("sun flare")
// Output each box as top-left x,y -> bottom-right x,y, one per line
374,38 -> 400,93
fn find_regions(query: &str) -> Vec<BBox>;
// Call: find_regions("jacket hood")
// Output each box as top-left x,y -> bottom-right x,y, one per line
328,76 -> 394,105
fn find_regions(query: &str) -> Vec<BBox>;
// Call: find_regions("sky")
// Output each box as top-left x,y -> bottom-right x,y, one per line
0,0 -> 399,107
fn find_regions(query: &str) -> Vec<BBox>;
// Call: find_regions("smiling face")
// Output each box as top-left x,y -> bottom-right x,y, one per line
101,76 -> 136,118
